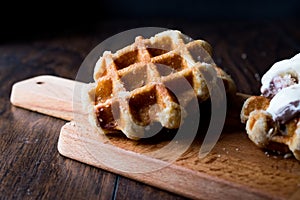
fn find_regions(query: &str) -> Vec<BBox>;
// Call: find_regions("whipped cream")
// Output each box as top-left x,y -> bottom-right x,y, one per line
266,84 -> 300,123
261,53 -> 300,98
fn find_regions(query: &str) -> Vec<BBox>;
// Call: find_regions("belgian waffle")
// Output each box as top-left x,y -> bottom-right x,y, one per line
84,30 -> 236,139
241,95 -> 300,160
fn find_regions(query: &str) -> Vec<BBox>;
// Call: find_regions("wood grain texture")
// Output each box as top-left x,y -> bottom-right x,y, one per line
58,119 -> 300,200
0,106 -> 116,200
114,176 -> 189,200
1,19 -> 300,200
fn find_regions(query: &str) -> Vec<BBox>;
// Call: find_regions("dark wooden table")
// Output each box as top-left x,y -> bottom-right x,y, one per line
1,19 -> 300,199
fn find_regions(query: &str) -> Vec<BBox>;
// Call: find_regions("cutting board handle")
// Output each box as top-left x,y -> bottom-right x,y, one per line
10,75 -> 81,121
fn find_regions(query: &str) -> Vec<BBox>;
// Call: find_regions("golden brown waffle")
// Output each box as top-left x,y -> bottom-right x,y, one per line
84,30 -> 236,139
241,96 -> 300,160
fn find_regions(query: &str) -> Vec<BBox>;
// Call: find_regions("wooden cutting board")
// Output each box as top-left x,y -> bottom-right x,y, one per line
10,75 -> 300,200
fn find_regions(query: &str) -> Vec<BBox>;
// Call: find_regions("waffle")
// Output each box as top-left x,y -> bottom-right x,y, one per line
84,30 -> 236,139
241,53 -> 300,160
241,95 -> 300,160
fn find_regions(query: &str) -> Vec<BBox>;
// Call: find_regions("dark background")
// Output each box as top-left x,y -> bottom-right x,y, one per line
1,0 -> 300,41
